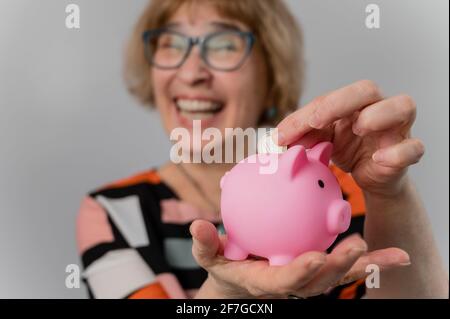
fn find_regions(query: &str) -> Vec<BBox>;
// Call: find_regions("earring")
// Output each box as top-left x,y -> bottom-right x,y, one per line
265,106 -> 277,119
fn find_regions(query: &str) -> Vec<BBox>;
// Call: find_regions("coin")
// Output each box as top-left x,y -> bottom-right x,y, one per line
257,129 -> 288,154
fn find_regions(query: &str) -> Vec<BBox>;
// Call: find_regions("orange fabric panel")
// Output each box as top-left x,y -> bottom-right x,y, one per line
338,278 -> 365,299
103,170 -> 161,189
128,282 -> 170,299
330,165 -> 366,217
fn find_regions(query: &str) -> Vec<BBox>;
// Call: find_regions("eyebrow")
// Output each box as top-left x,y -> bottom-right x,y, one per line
210,21 -> 243,32
164,21 -> 244,32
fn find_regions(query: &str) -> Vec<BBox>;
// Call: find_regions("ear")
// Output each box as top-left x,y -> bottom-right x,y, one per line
282,145 -> 308,178
308,142 -> 333,166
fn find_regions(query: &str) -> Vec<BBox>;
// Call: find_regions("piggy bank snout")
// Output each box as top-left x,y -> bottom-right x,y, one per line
327,199 -> 351,235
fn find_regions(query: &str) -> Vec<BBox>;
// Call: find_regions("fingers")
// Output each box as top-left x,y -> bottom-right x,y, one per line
340,247 -> 410,285
246,252 -> 327,296
352,95 -> 416,136
190,220 -> 221,268
276,80 -> 383,145
274,104 -> 316,146
308,80 -> 383,129
372,138 -> 425,168
289,127 -> 334,149
298,234 -> 368,295
210,251 -> 327,298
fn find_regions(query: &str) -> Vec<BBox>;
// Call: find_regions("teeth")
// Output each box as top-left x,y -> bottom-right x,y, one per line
179,110 -> 215,120
176,99 -> 222,112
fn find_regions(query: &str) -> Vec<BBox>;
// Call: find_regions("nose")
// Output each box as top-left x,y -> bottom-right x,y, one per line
176,46 -> 212,85
327,199 -> 351,235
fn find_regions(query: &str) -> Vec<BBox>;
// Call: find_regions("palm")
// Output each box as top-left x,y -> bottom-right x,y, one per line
191,220 -> 410,298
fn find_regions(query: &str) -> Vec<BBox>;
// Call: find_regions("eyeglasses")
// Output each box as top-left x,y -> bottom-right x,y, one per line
142,28 -> 255,71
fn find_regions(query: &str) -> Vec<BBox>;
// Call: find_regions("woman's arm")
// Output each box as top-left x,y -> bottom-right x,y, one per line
363,176 -> 448,298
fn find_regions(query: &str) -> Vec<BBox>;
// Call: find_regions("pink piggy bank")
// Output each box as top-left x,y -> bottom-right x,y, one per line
220,142 -> 351,266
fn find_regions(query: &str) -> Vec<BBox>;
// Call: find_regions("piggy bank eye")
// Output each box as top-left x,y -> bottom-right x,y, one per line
318,179 -> 325,188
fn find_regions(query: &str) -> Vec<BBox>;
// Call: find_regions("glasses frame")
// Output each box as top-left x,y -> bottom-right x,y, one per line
142,28 -> 255,72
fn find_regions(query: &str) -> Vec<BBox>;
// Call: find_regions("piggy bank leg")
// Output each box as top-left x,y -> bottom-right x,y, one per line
268,255 -> 295,266
224,241 -> 248,261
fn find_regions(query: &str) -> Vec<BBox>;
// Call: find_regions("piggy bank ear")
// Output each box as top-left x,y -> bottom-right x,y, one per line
308,142 -> 333,166
282,145 -> 307,178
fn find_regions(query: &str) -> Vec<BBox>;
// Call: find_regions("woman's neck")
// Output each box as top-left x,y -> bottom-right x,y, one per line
158,161 -> 234,215
181,161 -> 234,183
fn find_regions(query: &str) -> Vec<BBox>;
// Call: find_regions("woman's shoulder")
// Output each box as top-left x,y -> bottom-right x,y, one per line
76,168 -> 175,259
78,168 -> 176,231
90,168 -> 162,194
84,167 -> 177,201
76,169 -> 178,298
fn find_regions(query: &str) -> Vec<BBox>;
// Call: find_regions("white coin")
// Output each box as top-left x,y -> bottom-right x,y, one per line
257,129 -> 288,154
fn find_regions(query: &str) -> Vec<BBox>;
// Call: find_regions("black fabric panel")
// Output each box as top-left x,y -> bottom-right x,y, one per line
355,280 -> 367,298
327,215 -> 365,253
81,242 -> 128,269
171,268 -> 208,290
136,245 -> 169,275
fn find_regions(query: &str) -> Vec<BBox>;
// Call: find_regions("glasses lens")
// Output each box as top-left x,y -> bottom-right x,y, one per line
146,31 -> 188,68
205,32 -> 249,70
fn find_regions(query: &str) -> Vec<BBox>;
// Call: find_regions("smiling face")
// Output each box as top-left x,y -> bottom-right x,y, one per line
151,2 -> 269,153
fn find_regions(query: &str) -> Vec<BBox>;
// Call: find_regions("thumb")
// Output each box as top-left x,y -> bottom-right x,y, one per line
190,219 -> 220,269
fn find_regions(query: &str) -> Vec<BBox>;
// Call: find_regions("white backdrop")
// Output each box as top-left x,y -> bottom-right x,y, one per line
0,0 -> 448,298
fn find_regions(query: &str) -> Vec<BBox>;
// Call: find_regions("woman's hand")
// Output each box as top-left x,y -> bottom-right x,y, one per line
191,220 -> 410,299
276,80 -> 425,197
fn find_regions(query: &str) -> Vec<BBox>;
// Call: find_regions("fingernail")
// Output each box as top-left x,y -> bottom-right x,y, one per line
399,262 -> 411,266
372,151 -> 385,163
271,130 -> 278,144
274,130 -> 286,145
308,113 -> 322,129
352,124 -> 363,136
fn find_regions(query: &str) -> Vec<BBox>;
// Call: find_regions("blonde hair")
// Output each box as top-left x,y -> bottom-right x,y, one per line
124,0 -> 304,126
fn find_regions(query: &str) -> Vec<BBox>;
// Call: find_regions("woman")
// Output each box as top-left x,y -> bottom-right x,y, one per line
76,0 -> 448,299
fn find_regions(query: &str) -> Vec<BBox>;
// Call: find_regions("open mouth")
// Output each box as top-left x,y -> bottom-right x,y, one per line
174,98 -> 224,121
